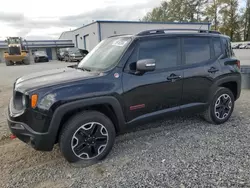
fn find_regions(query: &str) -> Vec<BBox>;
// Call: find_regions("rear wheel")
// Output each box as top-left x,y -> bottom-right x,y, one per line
202,87 -> 234,124
59,111 -> 116,165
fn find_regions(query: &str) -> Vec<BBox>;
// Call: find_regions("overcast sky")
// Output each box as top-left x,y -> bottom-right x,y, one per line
0,0 -> 162,40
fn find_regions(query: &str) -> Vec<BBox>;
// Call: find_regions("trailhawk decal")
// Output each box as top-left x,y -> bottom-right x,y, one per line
129,104 -> 145,111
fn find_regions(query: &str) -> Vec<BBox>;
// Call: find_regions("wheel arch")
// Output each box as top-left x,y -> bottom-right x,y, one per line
48,96 -> 126,145
208,74 -> 241,103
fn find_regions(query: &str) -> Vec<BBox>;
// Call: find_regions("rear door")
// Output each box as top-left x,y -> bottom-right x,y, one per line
122,36 -> 183,123
180,36 -> 221,113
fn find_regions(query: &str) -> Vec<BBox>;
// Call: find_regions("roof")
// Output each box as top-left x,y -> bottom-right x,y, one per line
107,29 -> 226,39
0,39 -> 74,49
59,20 -> 211,38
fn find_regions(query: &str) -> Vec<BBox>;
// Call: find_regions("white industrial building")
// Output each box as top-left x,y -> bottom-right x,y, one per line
59,20 -> 211,52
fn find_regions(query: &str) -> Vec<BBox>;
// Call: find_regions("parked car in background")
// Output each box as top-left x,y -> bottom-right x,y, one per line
64,48 -> 84,62
57,48 -> 67,61
34,51 -> 49,63
239,44 -> 247,49
245,44 -> 250,49
232,44 -> 241,49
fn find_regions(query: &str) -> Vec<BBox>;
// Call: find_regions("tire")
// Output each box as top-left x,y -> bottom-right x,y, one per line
202,87 -> 235,124
65,57 -> 68,62
59,111 -> 116,165
23,57 -> 30,65
5,60 -> 13,66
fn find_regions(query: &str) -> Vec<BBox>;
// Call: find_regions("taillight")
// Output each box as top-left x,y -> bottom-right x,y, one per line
236,60 -> 240,69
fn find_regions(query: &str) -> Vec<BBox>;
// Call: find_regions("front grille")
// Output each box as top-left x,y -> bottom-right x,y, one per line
9,46 -> 21,55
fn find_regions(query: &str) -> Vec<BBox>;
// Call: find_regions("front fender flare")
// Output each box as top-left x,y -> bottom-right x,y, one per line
48,96 -> 126,145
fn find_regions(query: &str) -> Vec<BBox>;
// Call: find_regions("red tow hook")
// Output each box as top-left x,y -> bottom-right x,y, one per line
10,134 -> 17,140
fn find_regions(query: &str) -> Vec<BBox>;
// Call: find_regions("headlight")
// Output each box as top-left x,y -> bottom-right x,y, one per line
22,95 -> 26,107
38,93 -> 56,110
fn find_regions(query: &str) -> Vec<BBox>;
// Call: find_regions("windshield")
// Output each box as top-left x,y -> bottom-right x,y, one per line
68,48 -> 79,53
35,51 -> 46,56
77,37 -> 131,71
7,38 -> 20,44
69,49 -> 80,54
59,48 -> 67,53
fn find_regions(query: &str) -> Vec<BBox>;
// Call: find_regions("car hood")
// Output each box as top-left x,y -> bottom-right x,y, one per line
15,67 -> 102,93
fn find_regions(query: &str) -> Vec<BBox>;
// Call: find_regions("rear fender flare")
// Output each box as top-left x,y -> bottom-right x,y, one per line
208,74 -> 241,103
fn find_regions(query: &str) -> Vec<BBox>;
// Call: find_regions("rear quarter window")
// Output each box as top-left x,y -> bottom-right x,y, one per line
222,38 -> 233,57
213,37 -> 223,58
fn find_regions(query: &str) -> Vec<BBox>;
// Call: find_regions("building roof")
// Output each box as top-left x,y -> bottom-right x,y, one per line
0,39 -> 74,49
59,20 -> 211,38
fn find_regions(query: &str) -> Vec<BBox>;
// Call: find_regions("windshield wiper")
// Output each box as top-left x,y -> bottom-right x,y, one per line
77,67 -> 91,72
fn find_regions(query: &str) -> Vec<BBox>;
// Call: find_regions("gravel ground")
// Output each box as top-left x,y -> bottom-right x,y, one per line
0,60 -> 250,187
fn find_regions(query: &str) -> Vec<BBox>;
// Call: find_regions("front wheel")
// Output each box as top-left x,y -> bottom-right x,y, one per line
5,60 -> 13,66
59,111 -> 116,165
23,57 -> 30,65
202,87 -> 235,124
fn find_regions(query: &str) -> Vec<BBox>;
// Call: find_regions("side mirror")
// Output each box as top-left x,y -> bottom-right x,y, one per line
136,59 -> 156,72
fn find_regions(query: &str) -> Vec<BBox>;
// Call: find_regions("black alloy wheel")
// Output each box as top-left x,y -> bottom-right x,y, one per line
71,122 -> 108,159
59,111 -> 116,164
214,94 -> 232,120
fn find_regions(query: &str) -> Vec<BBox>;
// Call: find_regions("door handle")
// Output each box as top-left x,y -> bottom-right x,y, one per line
208,67 -> 219,73
167,74 -> 182,81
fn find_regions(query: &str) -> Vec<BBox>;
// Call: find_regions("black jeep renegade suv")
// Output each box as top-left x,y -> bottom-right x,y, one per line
7,29 -> 241,164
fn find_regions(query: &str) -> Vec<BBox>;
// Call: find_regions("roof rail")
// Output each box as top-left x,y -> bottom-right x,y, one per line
108,34 -> 132,38
137,29 -> 221,36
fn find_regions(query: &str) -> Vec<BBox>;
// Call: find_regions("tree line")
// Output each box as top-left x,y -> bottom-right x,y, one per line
142,0 -> 249,42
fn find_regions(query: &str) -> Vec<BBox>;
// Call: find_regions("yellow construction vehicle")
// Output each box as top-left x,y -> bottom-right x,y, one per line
4,37 -> 30,66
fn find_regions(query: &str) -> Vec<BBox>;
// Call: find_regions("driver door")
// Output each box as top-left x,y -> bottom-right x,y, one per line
122,36 -> 183,123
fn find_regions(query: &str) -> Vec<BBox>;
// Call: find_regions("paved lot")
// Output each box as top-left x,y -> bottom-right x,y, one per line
0,55 -> 250,187
234,49 -> 250,66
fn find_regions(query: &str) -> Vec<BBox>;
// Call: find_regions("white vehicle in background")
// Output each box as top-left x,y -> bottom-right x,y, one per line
239,44 -> 247,49
245,44 -> 250,49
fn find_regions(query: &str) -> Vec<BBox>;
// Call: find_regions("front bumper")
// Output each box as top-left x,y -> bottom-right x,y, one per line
70,56 -> 83,61
6,105 -> 54,151
36,56 -> 48,62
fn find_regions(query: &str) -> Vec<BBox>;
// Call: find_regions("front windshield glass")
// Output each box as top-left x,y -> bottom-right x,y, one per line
8,38 -> 20,44
68,48 -> 78,53
77,37 -> 131,71
70,49 -> 80,54
35,51 -> 46,56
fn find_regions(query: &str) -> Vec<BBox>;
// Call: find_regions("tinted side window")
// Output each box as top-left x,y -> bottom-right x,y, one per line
213,37 -> 223,57
138,38 -> 178,69
183,37 -> 211,65
222,38 -> 233,57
